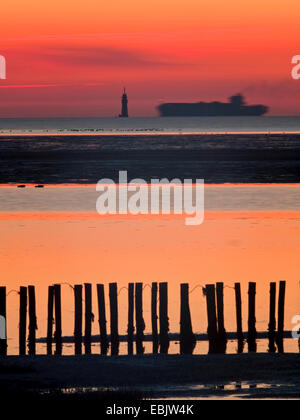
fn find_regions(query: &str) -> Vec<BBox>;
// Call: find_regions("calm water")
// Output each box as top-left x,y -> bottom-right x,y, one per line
1,119 -> 299,356
1,185 -> 300,355
1,185 -> 300,212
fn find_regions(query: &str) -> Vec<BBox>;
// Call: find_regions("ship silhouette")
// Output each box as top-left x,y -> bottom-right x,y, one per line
157,94 -> 268,117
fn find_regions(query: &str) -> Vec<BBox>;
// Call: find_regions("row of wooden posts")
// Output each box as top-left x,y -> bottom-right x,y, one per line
0,281 -> 287,356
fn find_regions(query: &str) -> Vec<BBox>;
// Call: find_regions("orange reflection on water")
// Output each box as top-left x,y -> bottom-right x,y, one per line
1,210 -> 299,354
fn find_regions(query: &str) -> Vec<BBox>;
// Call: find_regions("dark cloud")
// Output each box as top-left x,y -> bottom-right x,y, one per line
41,46 -> 176,68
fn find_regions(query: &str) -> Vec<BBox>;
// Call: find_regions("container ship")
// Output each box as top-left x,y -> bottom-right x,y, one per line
157,94 -> 268,117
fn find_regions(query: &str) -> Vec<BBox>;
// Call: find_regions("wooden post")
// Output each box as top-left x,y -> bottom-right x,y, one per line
159,282 -> 169,354
180,283 -> 196,354
109,283 -> 119,356
247,282 -> 257,353
19,287 -> 27,356
268,282 -> 276,353
74,285 -> 83,355
47,286 -> 54,355
0,287 -> 7,356
151,282 -> 159,354
234,283 -> 244,353
276,281 -> 286,353
135,283 -> 145,355
28,286 -> 37,356
54,284 -> 62,355
97,284 -> 108,355
84,283 -> 92,355
205,284 -> 218,354
216,282 -> 227,353
127,283 -> 134,355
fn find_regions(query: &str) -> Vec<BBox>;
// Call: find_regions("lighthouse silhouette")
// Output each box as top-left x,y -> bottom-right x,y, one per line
119,88 -> 129,118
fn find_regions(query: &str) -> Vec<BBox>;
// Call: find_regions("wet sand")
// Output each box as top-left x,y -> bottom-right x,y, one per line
1,133 -> 300,184
0,354 -> 299,399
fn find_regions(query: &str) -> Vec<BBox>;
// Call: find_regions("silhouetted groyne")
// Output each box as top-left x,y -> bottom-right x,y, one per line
0,281 -> 293,357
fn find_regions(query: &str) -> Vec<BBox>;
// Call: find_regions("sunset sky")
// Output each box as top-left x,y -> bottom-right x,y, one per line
0,0 -> 300,117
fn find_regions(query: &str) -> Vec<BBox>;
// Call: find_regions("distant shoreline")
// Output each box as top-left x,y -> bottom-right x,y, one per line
1,131 -> 300,137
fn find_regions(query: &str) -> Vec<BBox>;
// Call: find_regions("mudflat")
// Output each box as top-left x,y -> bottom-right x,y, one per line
0,353 -> 299,399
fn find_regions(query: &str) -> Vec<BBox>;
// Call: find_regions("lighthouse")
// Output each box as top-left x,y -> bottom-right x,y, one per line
119,88 -> 129,118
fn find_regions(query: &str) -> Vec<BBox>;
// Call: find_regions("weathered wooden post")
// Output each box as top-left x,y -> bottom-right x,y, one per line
216,282 -> 227,353
276,281 -> 286,353
135,283 -> 145,355
127,283 -> 134,355
28,285 -> 37,355
19,286 -> 27,356
268,282 -> 276,353
247,282 -> 257,353
74,285 -> 83,355
0,287 -> 7,356
151,282 -> 159,354
54,284 -> 62,355
47,285 -> 54,355
97,284 -> 108,355
84,283 -> 92,355
234,283 -> 244,353
109,283 -> 119,356
180,283 -> 196,354
159,282 -> 169,354
205,284 -> 218,354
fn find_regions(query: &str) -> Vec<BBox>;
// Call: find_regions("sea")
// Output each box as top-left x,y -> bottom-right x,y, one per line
0,116 -> 299,357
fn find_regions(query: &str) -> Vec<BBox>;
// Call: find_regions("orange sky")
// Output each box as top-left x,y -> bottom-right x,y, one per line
0,0 -> 300,117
